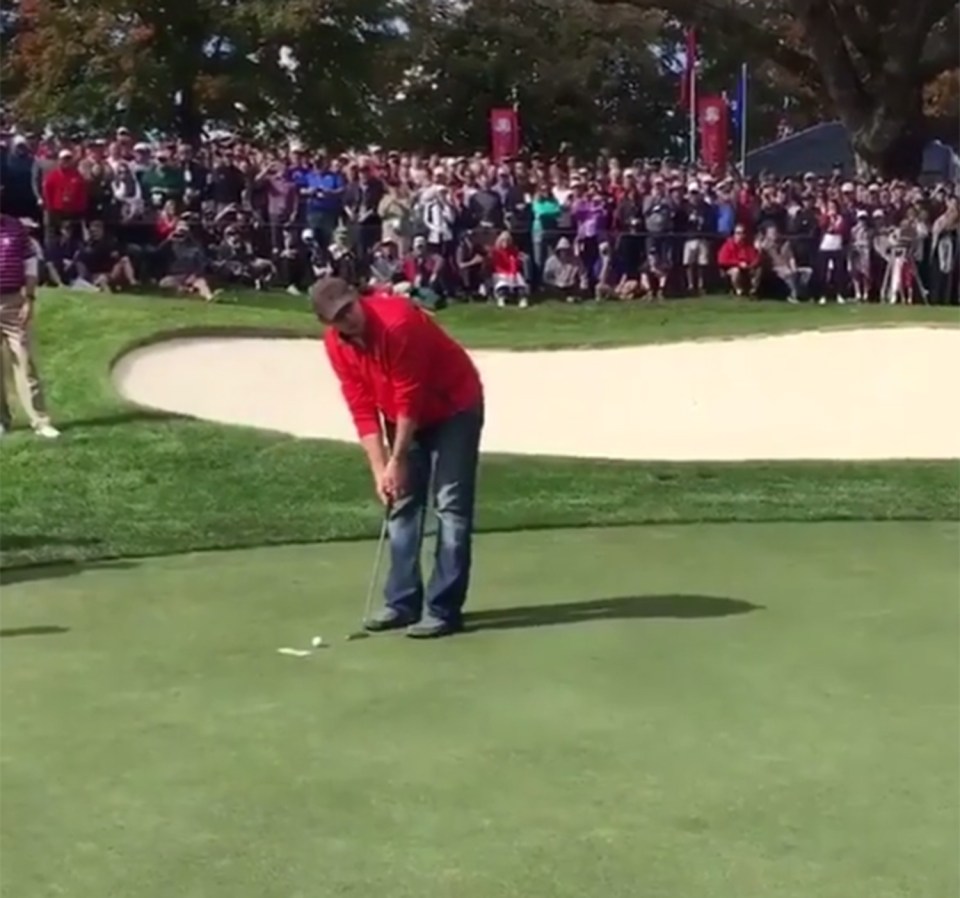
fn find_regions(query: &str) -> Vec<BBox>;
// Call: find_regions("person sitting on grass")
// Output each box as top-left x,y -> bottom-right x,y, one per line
212,224 -> 275,290
75,219 -> 138,292
717,225 -> 761,297
44,221 -> 83,288
368,238 -> 403,289
273,225 -> 312,295
593,239 -> 638,301
158,220 -> 219,302
398,235 -> 445,309
454,230 -> 489,299
490,229 -> 529,308
542,236 -> 583,303
757,225 -> 805,303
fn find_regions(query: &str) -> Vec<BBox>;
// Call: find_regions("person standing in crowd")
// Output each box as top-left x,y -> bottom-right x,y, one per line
41,148 -> 88,241
0,191 -> 59,438
2,135 -> 41,221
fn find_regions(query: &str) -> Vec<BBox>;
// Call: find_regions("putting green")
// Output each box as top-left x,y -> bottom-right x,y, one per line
2,522 -> 957,898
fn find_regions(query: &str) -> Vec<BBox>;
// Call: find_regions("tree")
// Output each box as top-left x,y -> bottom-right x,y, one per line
2,0 -> 403,145
378,0 -> 682,159
592,0 -> 960,178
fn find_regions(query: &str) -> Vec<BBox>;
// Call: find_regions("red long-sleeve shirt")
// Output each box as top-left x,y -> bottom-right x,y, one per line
718,237 -> 760,269
491,246 -> 522,276
42,166 -> 89,216
324,293 -> 483,438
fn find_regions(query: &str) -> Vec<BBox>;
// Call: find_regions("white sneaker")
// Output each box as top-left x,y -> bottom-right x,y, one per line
837,296 -> 846,305
518,297 -> 529,309
34,422 -> 60,439
496,295 -> 506,308
817,297 -> 827,305
286,285 -> 302,296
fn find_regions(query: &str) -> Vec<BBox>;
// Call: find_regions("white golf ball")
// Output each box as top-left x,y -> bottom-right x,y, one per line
311,635 -> 324,648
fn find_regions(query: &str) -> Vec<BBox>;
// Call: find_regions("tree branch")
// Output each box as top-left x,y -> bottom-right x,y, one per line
588,0 -> 820,82
826,0 -> 886,80
919,6 -> 960,81
788,0 -> 871,116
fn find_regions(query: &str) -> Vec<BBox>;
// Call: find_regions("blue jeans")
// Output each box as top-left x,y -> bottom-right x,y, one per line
384,404 -> 483,624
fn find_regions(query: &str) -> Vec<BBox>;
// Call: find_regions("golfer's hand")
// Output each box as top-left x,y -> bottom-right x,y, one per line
19,299 -> 33,325
380,456 -> 408,504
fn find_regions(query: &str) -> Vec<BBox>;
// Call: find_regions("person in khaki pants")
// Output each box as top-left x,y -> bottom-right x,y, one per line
0,205 -> 59,439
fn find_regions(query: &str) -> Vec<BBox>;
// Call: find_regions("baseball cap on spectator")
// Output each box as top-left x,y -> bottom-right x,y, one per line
556,237 -> 572,250
58,148 -> 73,160
301,228 -> 315,242
134,142 -> 150,152
872,208 -> 885,219
12,134 -> 27,147
413,235 -> 427,249
841,182 -> 855,193
688,182 -> 701,193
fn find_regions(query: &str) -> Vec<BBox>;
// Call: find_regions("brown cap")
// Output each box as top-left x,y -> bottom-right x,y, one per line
310,276 -> 357,322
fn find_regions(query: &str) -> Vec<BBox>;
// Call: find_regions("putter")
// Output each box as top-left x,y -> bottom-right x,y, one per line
345,510 -> 390,641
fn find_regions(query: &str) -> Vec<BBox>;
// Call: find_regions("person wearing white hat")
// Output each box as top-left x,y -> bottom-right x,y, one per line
681,181 -> 711,294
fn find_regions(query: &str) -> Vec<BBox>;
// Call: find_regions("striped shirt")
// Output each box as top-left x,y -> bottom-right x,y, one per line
0,214 -> 35,295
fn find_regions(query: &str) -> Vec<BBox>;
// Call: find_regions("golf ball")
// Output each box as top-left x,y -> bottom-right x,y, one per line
311,635 -> 324,648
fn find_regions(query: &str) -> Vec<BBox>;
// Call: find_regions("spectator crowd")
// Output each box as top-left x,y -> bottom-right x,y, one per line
1,126 -> 958,307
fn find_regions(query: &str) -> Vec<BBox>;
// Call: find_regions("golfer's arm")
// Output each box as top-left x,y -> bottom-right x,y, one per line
389,416 -> 417,461
360,432 -> 389,473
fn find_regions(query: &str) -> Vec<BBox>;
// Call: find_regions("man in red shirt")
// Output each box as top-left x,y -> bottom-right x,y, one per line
41,148 -> 88,240
717,224 -> 762,297
313,277 -> 484,638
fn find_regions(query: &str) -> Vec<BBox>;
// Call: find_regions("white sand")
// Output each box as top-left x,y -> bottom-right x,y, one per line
112,326 -> 960,461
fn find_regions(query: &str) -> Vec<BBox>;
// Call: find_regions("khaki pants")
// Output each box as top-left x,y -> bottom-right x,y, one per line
0,293 -> 49,428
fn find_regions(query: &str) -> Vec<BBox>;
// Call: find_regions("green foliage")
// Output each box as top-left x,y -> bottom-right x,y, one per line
380,0 -> 681,157
4,0 -> 404,144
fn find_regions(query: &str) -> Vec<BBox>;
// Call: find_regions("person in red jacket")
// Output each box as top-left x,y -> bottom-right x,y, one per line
490,230 -> 529,307
717,224 -> 762,297
313,276 -> 484,638
42,149 -> 89,240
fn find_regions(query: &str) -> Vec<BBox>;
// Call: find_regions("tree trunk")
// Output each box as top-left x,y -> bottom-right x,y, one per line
849,111 -> 928,180
172,77 -> 203,146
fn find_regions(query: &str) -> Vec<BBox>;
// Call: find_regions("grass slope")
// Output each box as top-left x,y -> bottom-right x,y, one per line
0,291 -> 957,569
2,523 -> 957,898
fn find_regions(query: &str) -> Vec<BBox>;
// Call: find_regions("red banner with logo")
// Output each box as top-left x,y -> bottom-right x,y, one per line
489,108 -> 519,163
697,95 -> 729,172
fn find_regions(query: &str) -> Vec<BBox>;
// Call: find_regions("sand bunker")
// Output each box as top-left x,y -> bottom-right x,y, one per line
112,326 -> 960,462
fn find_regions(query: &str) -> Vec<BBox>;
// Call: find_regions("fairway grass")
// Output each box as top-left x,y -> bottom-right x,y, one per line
2,522 -> 957,898
0,291 -> 957,569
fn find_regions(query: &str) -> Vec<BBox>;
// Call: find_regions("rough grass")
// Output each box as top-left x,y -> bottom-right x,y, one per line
0,290 -> 956,570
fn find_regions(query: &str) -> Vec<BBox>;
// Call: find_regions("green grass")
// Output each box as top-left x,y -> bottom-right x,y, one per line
0,290 -> 956,570
2,522 -> 957,898
2,292 -> 958,896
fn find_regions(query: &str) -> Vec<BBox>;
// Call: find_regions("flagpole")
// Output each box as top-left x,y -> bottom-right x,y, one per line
739,62 -> 748,172
689,56 -> 697,165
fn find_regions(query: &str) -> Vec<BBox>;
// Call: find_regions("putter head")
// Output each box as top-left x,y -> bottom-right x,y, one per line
345,631 -> 371,642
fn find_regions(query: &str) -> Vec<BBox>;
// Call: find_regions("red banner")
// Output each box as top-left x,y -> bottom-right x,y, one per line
489,108 -> 519,163
697,95 -> 729,172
